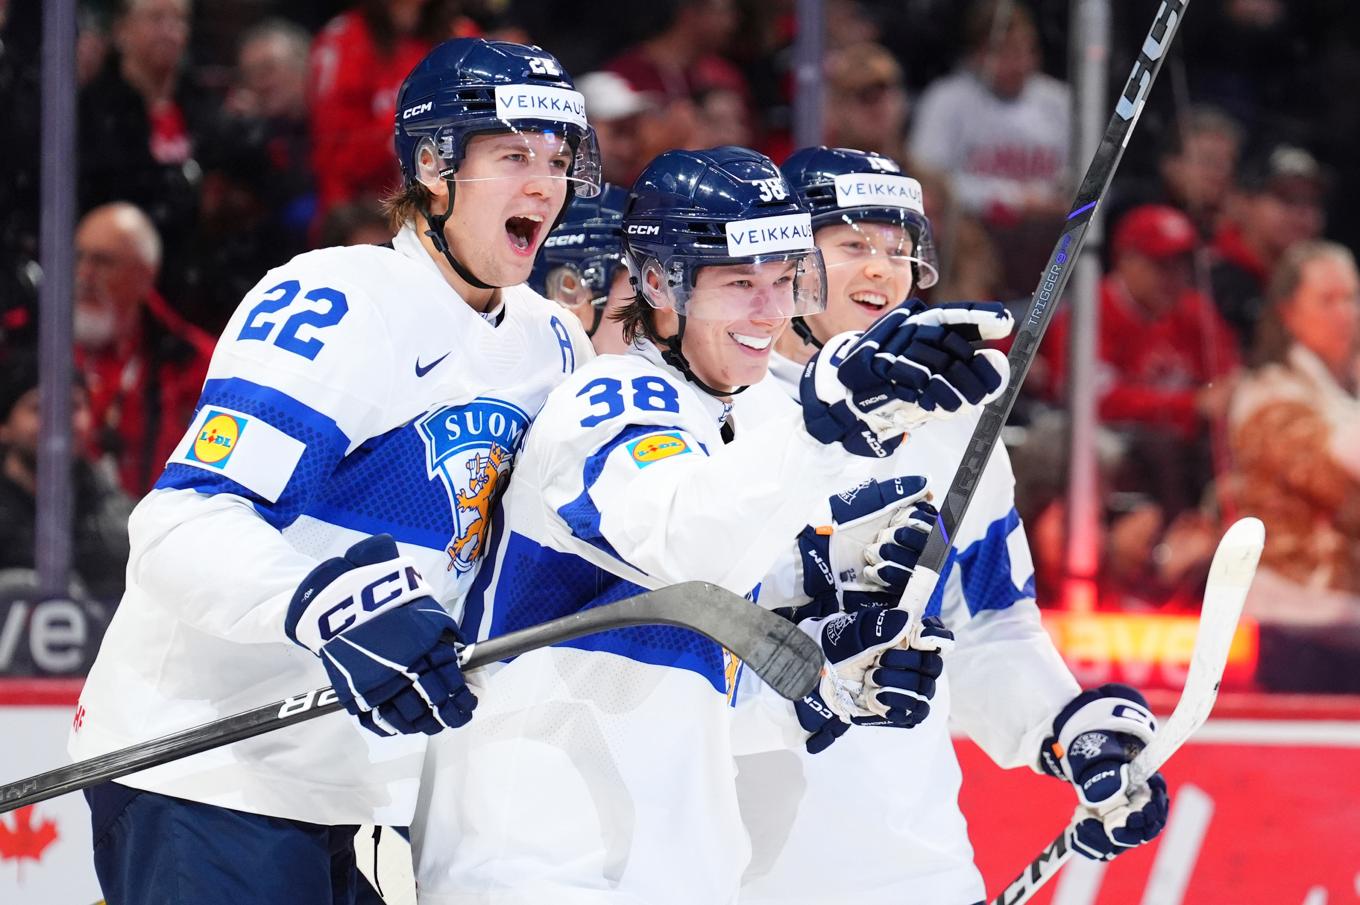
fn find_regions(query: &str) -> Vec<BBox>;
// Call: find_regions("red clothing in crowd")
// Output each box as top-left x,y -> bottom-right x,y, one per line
1212,222 -> 1269,288
308,12 -> 433,219
604,46 -> 749,106
78,290 -> 214,497
1042,275 -> 1241,438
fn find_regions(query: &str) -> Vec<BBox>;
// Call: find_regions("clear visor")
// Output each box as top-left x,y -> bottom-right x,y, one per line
637,251 -> 829,321
545,263 -> 607,309
819,212 -> 939,290
423,126 -> 603,198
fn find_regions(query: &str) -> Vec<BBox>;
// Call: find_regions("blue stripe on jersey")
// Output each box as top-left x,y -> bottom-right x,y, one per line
484,529 -> 727,693
954,508 -> 1035,616
155,377 -> 350,529
305,420 -> 455,550
555,423 -> 693,569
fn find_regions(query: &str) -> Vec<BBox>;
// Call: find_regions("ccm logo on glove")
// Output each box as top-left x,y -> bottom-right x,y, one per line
315,565 -> 424,640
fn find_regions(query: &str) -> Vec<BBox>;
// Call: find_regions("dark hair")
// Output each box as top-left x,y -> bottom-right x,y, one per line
963,0 -> 1036,52
1250,240 -> 1357,367
613,290 -> 661,345
359,0 -> 461,54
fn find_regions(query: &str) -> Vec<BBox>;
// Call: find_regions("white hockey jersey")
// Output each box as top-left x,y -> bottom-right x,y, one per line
734,352 -> 1081,905
69,226 -> 594,825
410,342 -> 866,905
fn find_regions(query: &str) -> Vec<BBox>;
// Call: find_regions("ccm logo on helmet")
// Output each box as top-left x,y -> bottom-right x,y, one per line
626,224 -> 661,236
545,233 -> 587,247
403,101 -> 433,120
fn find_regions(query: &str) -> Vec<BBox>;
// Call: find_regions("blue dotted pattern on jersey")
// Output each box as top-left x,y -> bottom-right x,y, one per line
955,507 -> 1034,616
155,377 -> 350,529
306,421 -> 455,550
556,422 -> 693,567
487,529 -> 727,693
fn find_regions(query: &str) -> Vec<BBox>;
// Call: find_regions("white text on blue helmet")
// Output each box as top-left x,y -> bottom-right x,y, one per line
494,85 -> 588,129
833,173 -> 925,215
724,212 -> 815,256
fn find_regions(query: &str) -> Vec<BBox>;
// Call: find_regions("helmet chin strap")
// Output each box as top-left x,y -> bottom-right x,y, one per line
659,315 -> 751,399
790,315 -> 824,350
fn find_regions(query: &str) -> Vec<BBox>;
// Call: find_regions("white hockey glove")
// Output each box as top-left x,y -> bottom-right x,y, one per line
1039,683 -> 1170,860
793,608 -> 955,754
285,534 -> 477,738
799,300 -> 1013,458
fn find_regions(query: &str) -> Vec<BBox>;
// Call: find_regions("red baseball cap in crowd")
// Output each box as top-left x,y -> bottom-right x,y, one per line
1112,204 -> 1199,258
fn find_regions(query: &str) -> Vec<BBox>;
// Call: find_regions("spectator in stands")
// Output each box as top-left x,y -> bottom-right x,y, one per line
1043,205 -> 1241,516
179,20 -> 316,335
576,71 -> 660,187
1230,241 -> 1360,627
226,19 -> 315,242
78,0 -> 211,299
1156,106 -> 1244,239
0,351 -> 132,600
909,0 -> 1070,298
1212,144 -> 1327,353
73,203 -> 213,497
823,42 -> 909,161
308,0 -> 452,221
603,0 -> 748,154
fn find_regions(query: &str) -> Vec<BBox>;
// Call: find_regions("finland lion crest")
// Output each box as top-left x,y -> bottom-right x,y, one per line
418,397 -> 530,573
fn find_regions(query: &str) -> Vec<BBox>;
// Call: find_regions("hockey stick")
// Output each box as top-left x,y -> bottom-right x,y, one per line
0,581 -> 821,814
898,0 -> 1191,621
989,516 -> 1264,905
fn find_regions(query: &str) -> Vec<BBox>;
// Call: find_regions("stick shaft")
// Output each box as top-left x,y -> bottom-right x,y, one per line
1,581 -> 821,813
917,0 -> 1190,579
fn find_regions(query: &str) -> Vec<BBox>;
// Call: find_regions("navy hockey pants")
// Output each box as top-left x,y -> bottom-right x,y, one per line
86,782 -> 388,905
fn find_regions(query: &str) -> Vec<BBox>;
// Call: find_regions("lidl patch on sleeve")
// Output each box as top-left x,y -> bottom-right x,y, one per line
168,405 -> 305,502
627,431 -> 693,468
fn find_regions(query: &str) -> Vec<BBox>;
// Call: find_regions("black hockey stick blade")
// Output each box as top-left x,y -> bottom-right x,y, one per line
0,581 -> 820,813
914,0 -> 1191,579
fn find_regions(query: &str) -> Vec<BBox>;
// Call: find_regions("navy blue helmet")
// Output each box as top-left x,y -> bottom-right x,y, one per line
394,38 -> 601,197
530,183 -> 628,303
780,146 -> 938,288
528,184 -> 628,336
622,146 -> 827,319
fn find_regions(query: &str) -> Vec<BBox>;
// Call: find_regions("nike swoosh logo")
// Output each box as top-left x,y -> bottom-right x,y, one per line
415,351 -> 451,377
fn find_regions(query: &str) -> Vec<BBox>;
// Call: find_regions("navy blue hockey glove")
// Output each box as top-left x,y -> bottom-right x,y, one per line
1040,683 -> 1170,860
799,300 -> 1012,458
794,607 -> 955,754
796,476 -> 939,615
286,534 -> 478,738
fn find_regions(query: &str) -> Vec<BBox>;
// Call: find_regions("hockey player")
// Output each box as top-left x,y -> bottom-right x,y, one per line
68,39 -> 601,903
735,146 -> 1169,905
528,183 -> 633,354
407,146 -> 1014,904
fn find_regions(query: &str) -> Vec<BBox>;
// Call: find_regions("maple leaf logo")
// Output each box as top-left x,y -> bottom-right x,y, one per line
0,805 -> 59,879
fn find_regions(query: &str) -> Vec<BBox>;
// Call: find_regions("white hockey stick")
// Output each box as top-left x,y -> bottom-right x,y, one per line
989,516 -> 1264,905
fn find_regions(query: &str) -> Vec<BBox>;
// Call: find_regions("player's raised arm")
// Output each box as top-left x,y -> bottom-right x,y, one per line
528,148 -> 1010,595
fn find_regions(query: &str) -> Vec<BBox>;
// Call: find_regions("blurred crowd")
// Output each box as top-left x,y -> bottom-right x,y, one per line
2,0 -> 1360,686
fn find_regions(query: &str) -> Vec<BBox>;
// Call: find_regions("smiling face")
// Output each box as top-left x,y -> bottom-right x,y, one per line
807,220 -> 916,342
436,131 -> 574,288
674,260 -> 798,391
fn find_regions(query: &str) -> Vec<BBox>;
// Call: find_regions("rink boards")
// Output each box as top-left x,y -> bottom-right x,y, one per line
1,681 -> 1357,905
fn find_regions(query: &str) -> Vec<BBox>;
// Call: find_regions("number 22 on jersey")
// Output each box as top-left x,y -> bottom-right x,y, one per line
578,376 -> 680,427
238,279 -> 349,361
